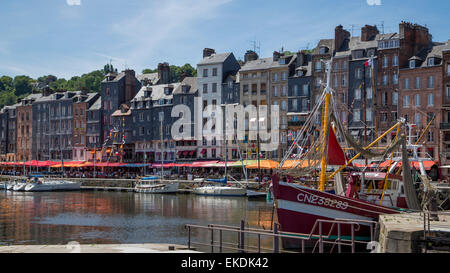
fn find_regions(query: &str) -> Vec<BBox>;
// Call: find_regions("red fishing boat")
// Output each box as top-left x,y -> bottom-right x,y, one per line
272,60 -> 422,248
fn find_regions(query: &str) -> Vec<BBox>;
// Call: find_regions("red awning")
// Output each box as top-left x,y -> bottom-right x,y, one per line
183,151 -> 189,156
189,151 -> 195,156
191,161 -> 219,167
378,160 -> 437,170
177,151 -> 182,155
201,149 -> 207,154
175,163 -> 194,167
95,162 -> 127,167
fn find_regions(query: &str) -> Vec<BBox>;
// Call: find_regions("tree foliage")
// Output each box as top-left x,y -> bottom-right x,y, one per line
141,63 -> 197,83
0,62 -> 198,108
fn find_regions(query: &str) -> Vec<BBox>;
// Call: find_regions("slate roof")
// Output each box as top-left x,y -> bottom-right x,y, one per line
88,96 -> 102,111
198,53 -> 232,65
132,82 -> 182,102
313,39 -> 334,55
101,72 -> 126,83
136,72 -> 160,85
173,77 -> 198,95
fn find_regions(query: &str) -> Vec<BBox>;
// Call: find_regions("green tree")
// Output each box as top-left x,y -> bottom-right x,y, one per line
37,75 -> 58,85
142,68 -> 157,74
104,64 -> 117,74
0,91 -> 17,108
0,76 -> 13,92
13,75 -> 33,96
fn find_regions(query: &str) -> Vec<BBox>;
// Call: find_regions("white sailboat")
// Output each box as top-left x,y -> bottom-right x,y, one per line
193,103 -> 247,197
135,176 -> 179,194
24,180 -> 81,192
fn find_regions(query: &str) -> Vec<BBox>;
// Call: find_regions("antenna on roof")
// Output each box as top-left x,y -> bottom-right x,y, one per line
350,24 -> 355,36
381,21 -> 385,34
250,40 -> 261,56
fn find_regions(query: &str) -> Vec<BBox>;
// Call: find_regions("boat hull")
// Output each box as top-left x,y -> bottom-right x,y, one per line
193,186 -> 247,197
272,178 -> 400,249
246,189 -> 267,198
13,183 -> 27,191
135,183 -> 179,194
24,181 -> 81,192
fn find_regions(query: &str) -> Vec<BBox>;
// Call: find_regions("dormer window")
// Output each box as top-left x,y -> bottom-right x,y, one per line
164,87 -> 171,95
279,58 -> 286,65
182,85 -> 189,93
319,46 -> 328,54
409,60 -> 416,69
159,99 -> 165,105
428,58 -> 435,66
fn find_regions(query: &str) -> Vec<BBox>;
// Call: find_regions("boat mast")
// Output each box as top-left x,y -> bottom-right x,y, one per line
319,60 -> 332,192
59,104 -> 64,175
159,111 -> 164,183
48,106 -> 51,174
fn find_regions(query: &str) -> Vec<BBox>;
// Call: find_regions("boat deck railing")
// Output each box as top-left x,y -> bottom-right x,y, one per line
185,218 -> 378,253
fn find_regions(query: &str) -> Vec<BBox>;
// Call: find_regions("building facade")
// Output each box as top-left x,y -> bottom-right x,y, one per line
197,48 -> 240,161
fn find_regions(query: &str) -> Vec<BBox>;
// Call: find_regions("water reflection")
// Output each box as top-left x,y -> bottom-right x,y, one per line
0,191 -> 275,250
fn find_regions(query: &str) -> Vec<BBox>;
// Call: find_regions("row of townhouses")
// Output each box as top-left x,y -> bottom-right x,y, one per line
1,22 -> 450,174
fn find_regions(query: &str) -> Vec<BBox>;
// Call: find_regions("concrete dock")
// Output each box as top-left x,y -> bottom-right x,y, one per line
0,243 -> 200,253
378,212 -> 450,253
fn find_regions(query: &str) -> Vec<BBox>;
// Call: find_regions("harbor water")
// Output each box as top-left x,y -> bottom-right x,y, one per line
0,191 -> 275,251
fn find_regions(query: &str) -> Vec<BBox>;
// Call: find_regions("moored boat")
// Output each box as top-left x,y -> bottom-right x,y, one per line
13,182 -> 27,191
193,185 -> 247,197
135,176 -> 179,194
24,180 -> 81,192
271,59 -> 427,249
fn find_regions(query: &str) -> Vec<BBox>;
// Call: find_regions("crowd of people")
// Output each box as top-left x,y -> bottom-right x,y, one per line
0,166 -> 274,181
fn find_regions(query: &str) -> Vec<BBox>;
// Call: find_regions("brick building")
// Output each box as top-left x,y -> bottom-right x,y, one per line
16,93 -> 42,161
73,92 -> 100,161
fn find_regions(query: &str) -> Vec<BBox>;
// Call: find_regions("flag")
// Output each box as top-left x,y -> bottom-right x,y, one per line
364,56 -> 374,68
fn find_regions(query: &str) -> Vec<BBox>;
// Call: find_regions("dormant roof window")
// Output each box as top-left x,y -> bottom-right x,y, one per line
164,87 -> 172,95
409,60 -> 416,69
428,58 -> 435,66
319,46 -> 328,54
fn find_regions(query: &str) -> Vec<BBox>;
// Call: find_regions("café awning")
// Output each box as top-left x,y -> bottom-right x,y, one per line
246,160 -> 280,170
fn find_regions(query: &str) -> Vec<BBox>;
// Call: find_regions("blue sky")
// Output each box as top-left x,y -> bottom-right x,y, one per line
1,0 -> 449,79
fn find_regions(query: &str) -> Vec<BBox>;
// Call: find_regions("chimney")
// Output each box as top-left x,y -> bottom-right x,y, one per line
124,69 -> 137,102
203,48 -> 216,58
334,25 -> 350,52
399,22 -> 432,59
43,86 -> 52,97
180,72 -> 188,82
81,87 -> 88,96
158,62 -> 170,84
273,51 -> 281,61
244,50 -> 259,63
297,51 -> 306,67
361,25 -> 379,41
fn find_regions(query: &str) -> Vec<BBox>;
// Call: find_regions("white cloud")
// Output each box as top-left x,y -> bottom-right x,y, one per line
66,0 -> 81,6
366,0 -> 382,6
